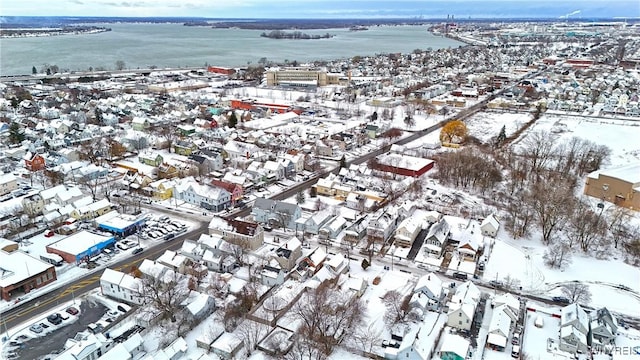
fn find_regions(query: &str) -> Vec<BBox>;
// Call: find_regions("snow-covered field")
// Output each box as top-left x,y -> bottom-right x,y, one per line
483,229 -> 640,316
465,111 -> 533,143
514,114 -> 640,166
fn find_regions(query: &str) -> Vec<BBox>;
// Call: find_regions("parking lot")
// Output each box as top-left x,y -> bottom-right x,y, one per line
6,301 -> 107,360
139,215 -> 187,241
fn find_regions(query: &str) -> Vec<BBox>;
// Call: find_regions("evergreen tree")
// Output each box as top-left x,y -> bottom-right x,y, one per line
228,111 -> 238,128
339,155 -> 347,169
32,66 -> 37,75
296,191 -> 305,205
9,122 -> 25,144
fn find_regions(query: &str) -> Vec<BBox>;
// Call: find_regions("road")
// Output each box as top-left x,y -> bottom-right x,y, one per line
0,220 -> 209,333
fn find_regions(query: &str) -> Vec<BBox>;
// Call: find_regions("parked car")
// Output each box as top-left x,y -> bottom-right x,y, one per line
29,324 -> 44,334
132,247 -> 144,255
453,272 -> 468,280
44,230 -> 54,238
66,307 -> 79,315
47,313 -> 62,325
552,296 -> 571,304
512,332 -> 520,345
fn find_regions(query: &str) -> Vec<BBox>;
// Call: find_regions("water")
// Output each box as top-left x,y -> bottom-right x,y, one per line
0,23 -> 463,76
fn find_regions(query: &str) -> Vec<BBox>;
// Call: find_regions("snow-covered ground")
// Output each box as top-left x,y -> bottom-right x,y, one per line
465,111 -> 533,143
513,114 -> 640,166
483,228 -> 640,316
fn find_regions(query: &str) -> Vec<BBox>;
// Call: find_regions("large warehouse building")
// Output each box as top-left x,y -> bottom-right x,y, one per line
0,247 -> 57,301
46,230 -> 116,263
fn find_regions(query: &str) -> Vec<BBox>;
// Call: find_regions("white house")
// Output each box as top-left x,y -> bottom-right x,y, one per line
100,268 -> 142,305
423,218 -> 450,257
590,307 -> 618,346
447,281 -> 481,332
486,304 -> 512,351
480,214 -> 500,237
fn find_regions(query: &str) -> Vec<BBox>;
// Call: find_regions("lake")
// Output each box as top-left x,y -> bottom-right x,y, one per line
0,23 -> 463,75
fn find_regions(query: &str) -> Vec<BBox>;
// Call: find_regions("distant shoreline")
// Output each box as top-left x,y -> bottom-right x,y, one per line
0,26 -> 111,39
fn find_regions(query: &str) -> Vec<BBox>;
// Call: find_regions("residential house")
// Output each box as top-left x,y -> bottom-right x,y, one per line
131,117 -> 150,131
394,211 -> 428,248
0,173 -> 18,196
211,179 -> 243,206
293,246 -> 326,279
492,293 -> 521,322
158,162 -> 180,179
70,198 -> 113,220
344,276 -> 368,297
455,222 -> 482,262
304,210 -> 334,235
22,193 -> 45,216
263,160 -> 285,181
174,140 -> 197,156
315,177 -> 337,197
190,152 -> 224,173
559,303 -> 591,354
273,237 -> 302,270
144,179 -> 175,200
590,307 -> 618,346
486,304 -> 512,351
319,216 -> 348,240
252,198 -> 301,230
423,218 -> 450,257
138,152 -> 164,167
411,272 -> 444,312
343,216 -> 369,246
24,152 -> 46,171
177,124 -> 197,137
367,207 -> 401,247
447,281 -> 481,332
208,217 -> 264,251
100,268 -> 143,305
184,292 -> 216,322
480,214 -> 500,237
223,140 -> 260,160
174,179 -> 231,212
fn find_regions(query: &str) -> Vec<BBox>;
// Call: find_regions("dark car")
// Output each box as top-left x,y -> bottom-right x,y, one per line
453,272 -> 468,280
47,313 -> 63,325
132,247 -> 144,255
552,296 -> 571,304
66,306 -> 79,315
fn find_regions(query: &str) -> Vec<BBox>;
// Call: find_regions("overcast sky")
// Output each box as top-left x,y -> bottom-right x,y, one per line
2,0 -> 637,19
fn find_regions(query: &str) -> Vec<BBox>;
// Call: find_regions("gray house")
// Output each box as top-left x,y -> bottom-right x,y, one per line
252,198 -> 302,230
304,210 -> 334,235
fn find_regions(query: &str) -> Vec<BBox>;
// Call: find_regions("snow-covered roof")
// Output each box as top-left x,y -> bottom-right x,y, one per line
0,250 -> 53,287
376,153 -> 434,171
481,214 -> 500,230
587,162 -> 640,184
415,272 -> 442,299
440,333 -> 470,357
47,230 -> 114,257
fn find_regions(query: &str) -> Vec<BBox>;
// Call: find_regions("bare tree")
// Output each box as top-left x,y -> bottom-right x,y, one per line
292,280 -> 365,356
136,270 -> 190,322
530,177 -> 575,244
520,130 -> 555,176
235,319 -> 270,354
560,283 -> 592,304
566,200 -> 604,252
351,322 -> 383,354
382,290 -> 412,325
543,240 -> 572,269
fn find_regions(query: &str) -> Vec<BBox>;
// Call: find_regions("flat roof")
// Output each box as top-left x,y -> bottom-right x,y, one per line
96,211 -> 145,232
47,230 -> 115,257
0,250 -> 53,287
